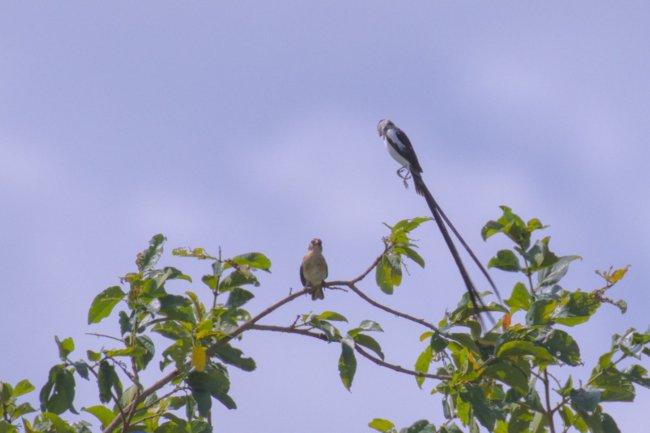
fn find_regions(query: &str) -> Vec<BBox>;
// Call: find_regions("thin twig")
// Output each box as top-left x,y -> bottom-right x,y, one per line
86,332 -> 124,343
249,324 -> 450,380
543,370 -> 556,433
328,281 -> 446,336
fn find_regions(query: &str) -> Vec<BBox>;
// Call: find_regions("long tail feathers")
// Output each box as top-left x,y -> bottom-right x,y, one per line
434,204 -> 503,303
412,172 -> 495,326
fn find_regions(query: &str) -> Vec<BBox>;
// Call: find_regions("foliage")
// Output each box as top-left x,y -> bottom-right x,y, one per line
369,206 -> 648,433
1,208 -> 648,433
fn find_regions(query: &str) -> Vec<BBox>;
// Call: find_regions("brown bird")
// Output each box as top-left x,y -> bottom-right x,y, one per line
300,238 -> 328,300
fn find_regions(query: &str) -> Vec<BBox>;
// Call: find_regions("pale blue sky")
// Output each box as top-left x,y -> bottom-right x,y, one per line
1,2 -> 649,432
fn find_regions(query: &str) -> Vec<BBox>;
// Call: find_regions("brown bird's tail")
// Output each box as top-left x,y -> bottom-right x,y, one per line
311,285 -> 325,300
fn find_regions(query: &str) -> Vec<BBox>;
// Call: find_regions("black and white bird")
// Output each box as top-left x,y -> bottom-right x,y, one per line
377,119 -> 426,196
300,238 -> 328,300
377,119 -> 502,325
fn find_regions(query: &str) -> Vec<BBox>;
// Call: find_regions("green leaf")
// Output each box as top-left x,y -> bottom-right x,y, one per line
118,311 -> 132,335
395,245 -> 426,268
613,300 -> 627,314
439,423 -> 463,433
137,234 -> 166,273
87,350 -> 101,362
189,420 -> 212,433
481,206 -> 540,249
614,328 -> 649,358
82,405 -> 115,428
212,345 -> 256,372
506,282 -> 532,312
554,291 -> 600,326
488,250 -> 521,272
152,321 -> 191,340
368,418 -> 395,433
570,388 -> 600,413
430,333 -> 448,353
218,270 -> 260,292
97,361 -> 121,404
225,288 -> 255,309
0,420 -> 18,433
158,294 -> 195,323
227,252 -> 272,272
523,237 -> 559,271
460,385 -> 496,431
0,382 -> 13,403
87,286 -> 126,324
104,346 -> 145,358
537,329 -> 581,366
448,333 -> 481,356
55,336 -> 74,360
315,311 -> 348,322
353,334 -> 384,360
12,402 -> 36,419
358,320 -> 383,332
338,338 -> 357,391
481,360 -> 529,394
508,406 -> 533,433
590,366 -> 635,402
415,345 -> 433,388
34,412 -> 76,433
133,335 -> 156,371
526,299 -> 557,326
400,420 -> 436,433
186,367 -> 236,412
389,217 -> 431,240
156,420 -> 186,433
73,362 -> 89,380
309,318 -> 341,341
376,256 -> 393,294
13,380 -> 35,397
192,389 -> 212,418
386,253 -> 402,286
201,275 -> 219,291
150,267 -> 191,292
623,364 -> 650,388
600,412 -> 621,433
39,365 -> 76,415
538,255 -> 581,287
496,341 -> 555,365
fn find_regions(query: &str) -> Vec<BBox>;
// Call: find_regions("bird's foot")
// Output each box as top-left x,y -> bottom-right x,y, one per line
397,167 -> 411,189
397,166 -> 412,180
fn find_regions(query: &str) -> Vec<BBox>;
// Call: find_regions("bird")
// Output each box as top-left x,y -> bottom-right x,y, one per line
377,119 -> 502,325
377,119 -> 426,196
300,238 -> 328,300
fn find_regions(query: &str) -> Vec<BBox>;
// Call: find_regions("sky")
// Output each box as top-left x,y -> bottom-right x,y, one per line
1,1 -> 649,432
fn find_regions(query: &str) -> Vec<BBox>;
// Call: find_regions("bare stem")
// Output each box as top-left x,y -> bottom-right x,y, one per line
249,324 -> 450,380
543,369 -> 556,433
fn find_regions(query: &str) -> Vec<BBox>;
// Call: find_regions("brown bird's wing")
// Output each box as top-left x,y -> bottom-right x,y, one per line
300,262 -> 307,286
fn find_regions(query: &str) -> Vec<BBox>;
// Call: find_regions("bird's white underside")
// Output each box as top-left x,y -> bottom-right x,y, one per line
384,131 -> 411,169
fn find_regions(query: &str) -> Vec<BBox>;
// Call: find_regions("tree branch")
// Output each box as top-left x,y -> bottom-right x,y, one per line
102,288 -> 310,433
543,370 -> 556,433
249,324 -> 450,380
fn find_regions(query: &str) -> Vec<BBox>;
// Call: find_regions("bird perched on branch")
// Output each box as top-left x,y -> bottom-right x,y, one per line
377,119 -> 502,325
377,119 -> 426,196
300,238 -> 328,300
